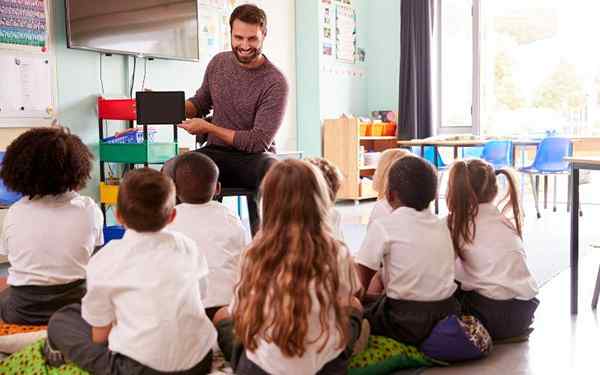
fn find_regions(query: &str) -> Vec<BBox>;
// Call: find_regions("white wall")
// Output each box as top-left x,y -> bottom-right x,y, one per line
260,0 -> 297,152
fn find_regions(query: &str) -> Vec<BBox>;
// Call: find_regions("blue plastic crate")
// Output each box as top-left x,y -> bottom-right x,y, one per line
103,129 -> 157,144
103,225 -> 125,244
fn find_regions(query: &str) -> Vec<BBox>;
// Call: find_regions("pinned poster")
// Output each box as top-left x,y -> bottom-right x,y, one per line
335,4 -> 356,63
0,53 -> 52,118
0,0 -> 48,50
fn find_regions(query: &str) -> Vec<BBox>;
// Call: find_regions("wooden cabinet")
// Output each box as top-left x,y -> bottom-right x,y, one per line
323,117 -> 398,201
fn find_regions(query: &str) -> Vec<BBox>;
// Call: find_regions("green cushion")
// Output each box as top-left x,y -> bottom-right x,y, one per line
349,336 -> 441,375
0,339 -> 90,374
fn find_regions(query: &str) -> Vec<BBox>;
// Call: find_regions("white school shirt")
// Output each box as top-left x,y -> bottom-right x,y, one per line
237,245 -> 360,375
0,192 -> 103,286
329,207 -> 345,241
367,199 -> 393,228
82,229 -> 217,372
454,203 -> 538,300
166,201 -> 249,308
356,207 -> 457,301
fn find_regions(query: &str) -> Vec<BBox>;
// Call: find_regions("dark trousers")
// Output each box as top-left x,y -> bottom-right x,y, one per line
364,295 -> 461,346
0,279 -> 86,325
458,290 -> 539,341
163,145 -> 278,235
216,309 -> 363,375
47,304 -> 212,375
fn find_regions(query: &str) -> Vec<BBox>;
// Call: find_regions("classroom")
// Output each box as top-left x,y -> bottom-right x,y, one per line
0,0 -> 598,374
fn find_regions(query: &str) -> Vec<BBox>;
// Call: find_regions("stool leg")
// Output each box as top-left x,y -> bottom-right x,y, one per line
592,266 -> 600,309
247,193 -> 260,237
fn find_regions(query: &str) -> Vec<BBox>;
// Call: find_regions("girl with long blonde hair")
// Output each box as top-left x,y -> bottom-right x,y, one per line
215,159 -> 363,375
446,159 -> 539,341
369,148 -> 411,226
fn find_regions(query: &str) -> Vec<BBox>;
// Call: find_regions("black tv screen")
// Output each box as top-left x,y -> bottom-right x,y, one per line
65,0 -> 200,61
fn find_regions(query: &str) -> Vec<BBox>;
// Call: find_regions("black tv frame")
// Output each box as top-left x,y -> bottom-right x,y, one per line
64,0 -> 200,62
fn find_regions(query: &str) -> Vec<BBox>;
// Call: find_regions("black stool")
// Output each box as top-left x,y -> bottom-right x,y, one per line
217,187 -> 259,237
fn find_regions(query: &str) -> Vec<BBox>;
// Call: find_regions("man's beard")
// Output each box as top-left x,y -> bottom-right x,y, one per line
233,46 -> 262,65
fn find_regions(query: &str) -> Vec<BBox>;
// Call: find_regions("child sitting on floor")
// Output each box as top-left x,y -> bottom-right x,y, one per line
356,156 -> 459,346
306,157 -> 344,241
214,160 -> 365,375
369,148 -> 411,226
0,127 -> 103,325
446,159 -> 539,341
167,152 -> 249,320
45,168 -> 216,374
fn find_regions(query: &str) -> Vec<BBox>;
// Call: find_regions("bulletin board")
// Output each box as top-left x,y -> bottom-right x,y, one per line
0,0 -> 56,127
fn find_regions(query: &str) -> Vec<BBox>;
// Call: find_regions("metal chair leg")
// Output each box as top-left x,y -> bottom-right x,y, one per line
567,175 -> 572,213
553,175 -> 558,212
544,175 -> 548,209
529,174 -> 541,219
593,266 -> 600,309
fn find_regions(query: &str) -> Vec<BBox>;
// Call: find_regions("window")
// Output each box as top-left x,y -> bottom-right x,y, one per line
439,0 -> 600,136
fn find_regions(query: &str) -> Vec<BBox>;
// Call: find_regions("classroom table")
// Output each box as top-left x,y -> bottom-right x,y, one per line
565,156 -> 600,314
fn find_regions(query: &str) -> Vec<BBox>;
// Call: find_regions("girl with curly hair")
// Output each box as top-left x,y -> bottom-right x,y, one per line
0,127 -> 103,325
214,159 -> 365,375
305,157 -> 344,241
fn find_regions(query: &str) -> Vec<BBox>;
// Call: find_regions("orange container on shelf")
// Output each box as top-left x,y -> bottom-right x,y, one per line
98,97 -> 137,120
383,123 -> 397,136
371,123 -> 384,137
359,122 -> 369,136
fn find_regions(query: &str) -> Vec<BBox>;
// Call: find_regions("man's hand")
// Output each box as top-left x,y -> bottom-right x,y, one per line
178,118 -> 213,135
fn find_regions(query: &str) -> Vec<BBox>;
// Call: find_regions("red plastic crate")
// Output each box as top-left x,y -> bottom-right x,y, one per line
98,97 -> 137,120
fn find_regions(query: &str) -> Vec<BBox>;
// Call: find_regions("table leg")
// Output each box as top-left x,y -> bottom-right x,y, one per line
570,167 -> 580,314
453,146 -> 458,160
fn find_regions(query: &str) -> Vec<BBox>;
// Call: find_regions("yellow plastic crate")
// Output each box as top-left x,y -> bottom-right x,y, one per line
100,182 -> 119,205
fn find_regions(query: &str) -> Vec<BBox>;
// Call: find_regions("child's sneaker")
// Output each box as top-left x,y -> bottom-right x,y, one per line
43,339 -> 66,367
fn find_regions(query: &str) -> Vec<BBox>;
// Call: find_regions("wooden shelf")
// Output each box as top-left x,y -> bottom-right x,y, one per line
360,136 -> 397,140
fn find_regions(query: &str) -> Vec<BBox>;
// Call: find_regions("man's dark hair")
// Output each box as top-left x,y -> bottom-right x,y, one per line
0,127 -> 93,198
117,168 -> 175,232
388,156 -> 438,211
174,152 -> 219,204
230,4 -> 267,34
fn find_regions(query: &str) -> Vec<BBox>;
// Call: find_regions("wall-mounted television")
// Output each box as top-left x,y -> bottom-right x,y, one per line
65,0 -> 200,61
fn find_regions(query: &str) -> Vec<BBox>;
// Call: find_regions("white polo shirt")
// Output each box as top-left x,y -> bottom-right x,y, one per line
0,191 -> 103,286
329,207 -> 344,241
82,229 -> 217,372
356,207 -> 457,301
454,203 -> 538,300
166,201 -> 249,308
238,245 -> 360,375
368,199 -> 393,228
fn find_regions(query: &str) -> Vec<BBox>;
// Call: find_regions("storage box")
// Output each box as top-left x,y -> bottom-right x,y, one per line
98,98 -> 137,121
383,123 -> 397,137
360,122 -> 370,136
99,142 -> 178,164
99,182 -> 119,204
371,123 -> 384,137
103,129 -> 157,144
103,225 -> 125,244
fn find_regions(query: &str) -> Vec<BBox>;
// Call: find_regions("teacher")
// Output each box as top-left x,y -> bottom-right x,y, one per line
172,4 -> 288,233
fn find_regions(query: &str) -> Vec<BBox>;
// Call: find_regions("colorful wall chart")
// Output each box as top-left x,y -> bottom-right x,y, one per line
0,0 -> 47,48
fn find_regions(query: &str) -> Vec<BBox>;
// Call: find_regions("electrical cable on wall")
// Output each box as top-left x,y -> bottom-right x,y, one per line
129,56 -> 137,98
99,53 -> 105,95
141,58 -> 148,91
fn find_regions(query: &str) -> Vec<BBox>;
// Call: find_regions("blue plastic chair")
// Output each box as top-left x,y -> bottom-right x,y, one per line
519,137 -> 572,218
0,152 -> 22,207
411,146 -> 447,170
481,140 -> 513,169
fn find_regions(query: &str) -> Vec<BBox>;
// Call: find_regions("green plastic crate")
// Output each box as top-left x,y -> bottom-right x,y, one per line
99,142 -> 178,164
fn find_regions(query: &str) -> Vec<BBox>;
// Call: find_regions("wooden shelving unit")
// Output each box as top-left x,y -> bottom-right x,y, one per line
323,117 -> 398,201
